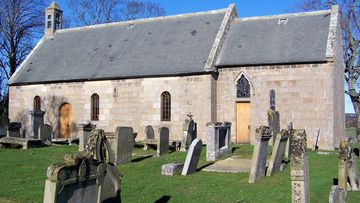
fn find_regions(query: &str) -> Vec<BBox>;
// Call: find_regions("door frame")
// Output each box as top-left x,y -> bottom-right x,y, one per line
235,101 -> 251,144
59,103 -> 72,139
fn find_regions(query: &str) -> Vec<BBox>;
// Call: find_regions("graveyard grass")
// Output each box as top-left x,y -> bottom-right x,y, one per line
0,143 -> 360,202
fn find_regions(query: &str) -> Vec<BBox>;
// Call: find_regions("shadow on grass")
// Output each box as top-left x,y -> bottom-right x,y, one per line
154,195 -> 171,203
197,162 -> 215,172
131,155 -> 154,163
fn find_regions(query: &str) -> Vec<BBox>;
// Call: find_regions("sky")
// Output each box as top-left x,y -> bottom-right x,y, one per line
51,0 -> 355,113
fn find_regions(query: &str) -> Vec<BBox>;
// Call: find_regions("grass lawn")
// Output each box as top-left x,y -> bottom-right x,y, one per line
0,144 -> 360,202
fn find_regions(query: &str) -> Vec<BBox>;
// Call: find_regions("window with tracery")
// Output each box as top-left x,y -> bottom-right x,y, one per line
34,96 -> 41,111
91,94 -> 99,121
236,75 -> 250,98
161,92 -> 171,121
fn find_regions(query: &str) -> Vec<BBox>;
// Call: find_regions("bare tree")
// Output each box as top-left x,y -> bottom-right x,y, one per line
68,0 -> 165,26
291,0 -> 360,139
0,0 -> 45,116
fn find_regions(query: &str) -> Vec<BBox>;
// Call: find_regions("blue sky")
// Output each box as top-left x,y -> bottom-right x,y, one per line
51,0 -> 355,113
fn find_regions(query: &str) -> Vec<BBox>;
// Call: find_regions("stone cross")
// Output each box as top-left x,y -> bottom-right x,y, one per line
267,109 -> 280,145
157,127 -> 169,157
113,127 -> 134,165
290,129 -> 309,203
43,129 -> 121,203
267,129 -> 289,176
338,140 -> 349,190
182,138 -> 203,176
249,126 -> 271,183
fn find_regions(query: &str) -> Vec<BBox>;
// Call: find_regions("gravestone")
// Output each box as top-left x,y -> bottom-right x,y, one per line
43,129 -> 121,203
268,109 -> 280,146
290,129 -> 309,203
157,127 -> 169,157
7,122 -> 22,138
180,113 -> 197,151
161,163 -> 184,176
338,141 -> 349,190
267,129 -> 289,176
0,116 -> 9,138
145,125 -> 155,140
270,89 -> 276,110
78,123 -> 96,151
114,127 -> 134,165
39,124 -> 52,144
31,110 -> 45,139
328,185 -> 346,203
249,126 -> 271,183
312,128 -> 320,151
284,122 -> 293,159
206,122 -> 232,161
181,138 -> 203,176
347,144 -> 359,191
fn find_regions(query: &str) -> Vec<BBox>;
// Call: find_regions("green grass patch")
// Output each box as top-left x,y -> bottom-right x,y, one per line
0,144 -> 360,202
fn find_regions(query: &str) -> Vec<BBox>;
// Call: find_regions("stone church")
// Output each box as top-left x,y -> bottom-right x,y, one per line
8,2 -> 345,150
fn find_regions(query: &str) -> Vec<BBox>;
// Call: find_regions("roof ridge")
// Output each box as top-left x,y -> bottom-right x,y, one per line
238,9 -> 331,22
56,7 -> 228,34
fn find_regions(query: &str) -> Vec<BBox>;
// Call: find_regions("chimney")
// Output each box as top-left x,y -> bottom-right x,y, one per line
45,1 -> 63,37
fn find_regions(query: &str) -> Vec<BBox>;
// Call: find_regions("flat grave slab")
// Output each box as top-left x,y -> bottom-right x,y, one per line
0,137 -> 45,149
202,156 -> 252,173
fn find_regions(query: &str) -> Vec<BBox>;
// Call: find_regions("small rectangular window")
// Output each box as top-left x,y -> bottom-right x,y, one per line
55,13 -> 60,21
47,15 -> 51,19
47,21 -> 52,28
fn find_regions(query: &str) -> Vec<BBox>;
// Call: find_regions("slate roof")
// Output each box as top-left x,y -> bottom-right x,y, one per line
9,9 -> 227,85
216,11 -> 331,66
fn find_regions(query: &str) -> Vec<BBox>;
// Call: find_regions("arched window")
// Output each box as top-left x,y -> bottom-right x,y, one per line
236,75 -> 250,98
161,91 -> 171,121
91,94 -> 99,121
34,96 -> 41,111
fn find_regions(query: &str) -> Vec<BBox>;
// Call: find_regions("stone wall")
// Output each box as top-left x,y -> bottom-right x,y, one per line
216,62 -> 344,150
9,74 -> 214,141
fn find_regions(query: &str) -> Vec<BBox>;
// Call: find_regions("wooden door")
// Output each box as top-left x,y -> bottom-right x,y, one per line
59,103 -> 72,138
236,102 -> 250,144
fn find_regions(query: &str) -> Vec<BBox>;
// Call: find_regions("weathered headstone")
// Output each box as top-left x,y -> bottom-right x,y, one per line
31,110 -> 45,139
268,109 -> 280,145
180,113 -> 197,151
78,123 -> 96,151
161,163 -> 184,176
157,127 -> 169,157
249,126 -> 271,183
0,117 -> 9,138
338,140 -> 349,190
347,144 -> 359,191
284,122 -> 293,159
43,129 -> 121,203
38,124 -> 52,144
328,185 -> 346,203
145,125 -> 155,140
312,128 -> 320,151
267,129 -> 289,176
181,138 -> 203,176
113,127 -> 134,165
290,129 -> 309,203
269,89 -> 276,110
7,122 -> 22,138
206,122 -> 231,161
